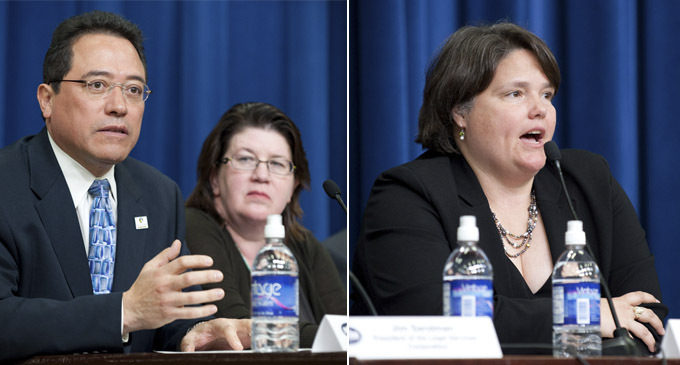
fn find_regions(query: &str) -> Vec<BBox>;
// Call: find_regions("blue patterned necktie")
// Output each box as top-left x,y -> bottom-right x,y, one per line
88,179 -> 116,294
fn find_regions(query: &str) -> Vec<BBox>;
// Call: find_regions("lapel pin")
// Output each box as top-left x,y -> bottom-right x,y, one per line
135,216 -> 149,230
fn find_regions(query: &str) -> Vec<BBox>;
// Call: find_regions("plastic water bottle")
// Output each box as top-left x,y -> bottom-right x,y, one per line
443,215 -> 493,317
251,214 -> 299,352
552,220 -> 601,357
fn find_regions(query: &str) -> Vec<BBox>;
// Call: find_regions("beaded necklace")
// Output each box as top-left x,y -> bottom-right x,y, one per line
491,189 -> 538,258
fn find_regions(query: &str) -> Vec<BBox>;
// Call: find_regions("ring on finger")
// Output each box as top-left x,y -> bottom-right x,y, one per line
633,306 -> 645,320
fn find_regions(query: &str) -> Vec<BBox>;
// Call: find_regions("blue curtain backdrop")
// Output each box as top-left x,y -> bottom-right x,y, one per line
350,0 -> 680,320
0,1 -> 347,243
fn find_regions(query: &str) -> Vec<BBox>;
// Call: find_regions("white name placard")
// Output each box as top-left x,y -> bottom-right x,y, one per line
348,316 -> 502,360
311,315 -> 347,352
660,319 -> 680,359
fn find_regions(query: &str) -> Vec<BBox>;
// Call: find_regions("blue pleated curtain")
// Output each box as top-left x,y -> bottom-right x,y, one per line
0,1 -> 347,241
350,0 -> 680,320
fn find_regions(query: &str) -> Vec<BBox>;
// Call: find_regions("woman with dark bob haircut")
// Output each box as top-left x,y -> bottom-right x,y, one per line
352,22 -> 666,355
186,102 -> 346,348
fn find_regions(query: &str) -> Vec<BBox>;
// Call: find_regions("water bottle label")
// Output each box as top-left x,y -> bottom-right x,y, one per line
445,279 -> 493,318
252,275 -> 298,317
553,281 -> 600,325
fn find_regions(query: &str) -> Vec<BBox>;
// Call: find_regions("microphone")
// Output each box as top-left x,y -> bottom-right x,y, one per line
544,142 -> 578,221
322,179 -> 377,316
323,179 -> 347,214
544,141 -> 643,356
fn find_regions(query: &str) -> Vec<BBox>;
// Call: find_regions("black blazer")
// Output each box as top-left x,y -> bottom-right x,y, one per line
352,149 -> 665,350
0,129 -> 202,361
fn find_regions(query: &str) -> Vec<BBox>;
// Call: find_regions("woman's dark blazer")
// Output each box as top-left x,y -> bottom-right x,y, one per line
352,148 -> 666,350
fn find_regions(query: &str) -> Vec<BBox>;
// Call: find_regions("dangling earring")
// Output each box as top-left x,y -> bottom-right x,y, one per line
459,128 -> 465,141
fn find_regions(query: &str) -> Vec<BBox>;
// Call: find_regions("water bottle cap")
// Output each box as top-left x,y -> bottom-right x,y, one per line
264,214 -> 285,239
565,220 -> 586,245
457,215 -> 479,242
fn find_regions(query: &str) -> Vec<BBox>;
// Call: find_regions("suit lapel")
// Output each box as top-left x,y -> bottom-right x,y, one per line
448,154 -> 518,293
112,163 -> 148,292
29,129 -> 93,297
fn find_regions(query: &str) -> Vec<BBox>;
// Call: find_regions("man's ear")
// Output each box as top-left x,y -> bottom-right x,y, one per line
37,84 -> 55,120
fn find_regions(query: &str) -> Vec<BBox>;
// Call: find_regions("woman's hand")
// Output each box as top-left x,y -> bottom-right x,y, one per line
600,291 -> 665,352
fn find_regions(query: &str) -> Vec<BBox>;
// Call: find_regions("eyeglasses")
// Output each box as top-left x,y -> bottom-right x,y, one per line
49,79 -> 152,103
218,153 -> 296,176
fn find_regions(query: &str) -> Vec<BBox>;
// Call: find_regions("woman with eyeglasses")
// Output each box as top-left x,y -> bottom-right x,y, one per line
185,102 -> 346,348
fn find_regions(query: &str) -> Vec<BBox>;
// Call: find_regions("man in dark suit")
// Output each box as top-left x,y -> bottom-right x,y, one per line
0,11 -> 250,362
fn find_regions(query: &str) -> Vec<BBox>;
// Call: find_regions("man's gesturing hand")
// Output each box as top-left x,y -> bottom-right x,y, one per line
122,240 -> 225,334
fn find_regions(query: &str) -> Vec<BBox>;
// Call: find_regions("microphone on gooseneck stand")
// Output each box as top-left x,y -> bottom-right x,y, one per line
544,141 -> 643,356
322,179 -> 347,214
543,142 -> 579,220
322,179 -> 378,316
